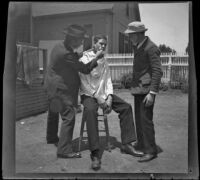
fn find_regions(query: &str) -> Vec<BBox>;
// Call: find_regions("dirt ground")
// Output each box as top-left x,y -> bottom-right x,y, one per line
16,89 -> 188,177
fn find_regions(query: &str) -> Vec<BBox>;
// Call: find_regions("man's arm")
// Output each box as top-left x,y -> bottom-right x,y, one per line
64,49 -> 104,74
148,47 -> 163,93
143,46 -> 163,107
64,52 -> 98,74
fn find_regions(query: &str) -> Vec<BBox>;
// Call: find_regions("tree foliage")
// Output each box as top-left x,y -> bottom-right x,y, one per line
158,44 -> 176,53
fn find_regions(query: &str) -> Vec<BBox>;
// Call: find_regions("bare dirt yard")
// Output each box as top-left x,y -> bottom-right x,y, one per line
16,89 -> 188,177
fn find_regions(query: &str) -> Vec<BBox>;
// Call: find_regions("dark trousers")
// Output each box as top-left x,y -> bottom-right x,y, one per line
46,102 -> 76,155
134,95 -> 157,154
46,109 -> 59,144
81,94 -> 137,152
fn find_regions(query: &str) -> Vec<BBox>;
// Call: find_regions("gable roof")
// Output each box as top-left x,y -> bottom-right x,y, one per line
32,2 -> 114,17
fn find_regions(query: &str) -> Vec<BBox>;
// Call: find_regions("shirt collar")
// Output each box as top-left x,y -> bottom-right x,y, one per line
137,36 -> 148,49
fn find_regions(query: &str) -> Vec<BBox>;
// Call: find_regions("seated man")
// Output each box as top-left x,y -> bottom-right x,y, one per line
79,34 -> 144,170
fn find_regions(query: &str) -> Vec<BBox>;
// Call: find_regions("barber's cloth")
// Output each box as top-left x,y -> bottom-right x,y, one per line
16,45 -> 39,86
79,50 -> 113,100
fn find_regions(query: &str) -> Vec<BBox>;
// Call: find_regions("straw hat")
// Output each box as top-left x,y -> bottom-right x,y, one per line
124,21 -> 148,34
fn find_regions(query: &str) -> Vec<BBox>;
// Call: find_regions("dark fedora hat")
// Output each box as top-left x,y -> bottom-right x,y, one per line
63,24 -> 89,38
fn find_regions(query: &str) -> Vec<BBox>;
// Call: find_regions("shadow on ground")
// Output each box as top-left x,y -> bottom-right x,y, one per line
72,136 -> 163,159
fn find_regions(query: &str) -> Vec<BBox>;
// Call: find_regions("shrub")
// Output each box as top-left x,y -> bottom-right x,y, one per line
120,72 -> 133,89
180,77 -> 189,93
121,73 -> 170,91
159,81 -> 168,91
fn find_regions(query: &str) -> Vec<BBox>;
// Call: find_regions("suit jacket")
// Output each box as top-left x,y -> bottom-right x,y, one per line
44,42 -> 98,107
131,37 -> 163,95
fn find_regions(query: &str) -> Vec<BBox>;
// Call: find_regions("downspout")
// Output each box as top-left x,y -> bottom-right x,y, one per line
132,2 -> 141,21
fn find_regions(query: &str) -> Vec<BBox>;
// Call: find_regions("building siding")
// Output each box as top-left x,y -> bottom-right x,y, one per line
16,2 -> 31,43
16,78 -> 48,120
32,2 -> 140,53
32,12 -> 109,46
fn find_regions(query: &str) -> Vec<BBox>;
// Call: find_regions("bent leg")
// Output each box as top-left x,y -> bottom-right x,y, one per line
111,94 -> 136,144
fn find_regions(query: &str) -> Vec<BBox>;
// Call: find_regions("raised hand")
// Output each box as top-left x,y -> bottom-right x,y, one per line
95,49 -> 104,59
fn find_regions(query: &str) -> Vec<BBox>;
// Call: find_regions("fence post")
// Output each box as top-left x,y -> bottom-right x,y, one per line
167,56 -> 172,88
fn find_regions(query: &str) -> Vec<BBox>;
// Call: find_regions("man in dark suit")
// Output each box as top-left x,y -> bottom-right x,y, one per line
124,21 -> 163,162
44,24 -> 104,158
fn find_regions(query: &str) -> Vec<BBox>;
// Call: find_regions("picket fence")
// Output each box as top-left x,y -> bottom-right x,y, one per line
16,50 -> 188,120
105,53 -> 189,87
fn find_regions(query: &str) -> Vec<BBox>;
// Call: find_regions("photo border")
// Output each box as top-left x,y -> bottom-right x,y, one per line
2,1 -> 198,179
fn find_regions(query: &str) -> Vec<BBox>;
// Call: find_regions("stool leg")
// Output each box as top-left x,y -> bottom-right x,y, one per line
78,118 -> 85,153
103,114 -> 112,152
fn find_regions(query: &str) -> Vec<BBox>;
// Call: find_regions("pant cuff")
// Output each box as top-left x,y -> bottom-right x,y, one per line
122,137 -> 136,145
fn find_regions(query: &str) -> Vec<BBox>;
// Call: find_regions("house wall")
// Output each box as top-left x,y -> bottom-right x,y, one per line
112,2 -> 140,53
32,2 -> 140,53
32,12 -> 114,52
15,2 -> 32,43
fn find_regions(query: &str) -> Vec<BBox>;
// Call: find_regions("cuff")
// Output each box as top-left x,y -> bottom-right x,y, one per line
150,91 -> 157,95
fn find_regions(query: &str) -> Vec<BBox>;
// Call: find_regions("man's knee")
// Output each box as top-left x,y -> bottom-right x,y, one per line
61,106 -> 75,121
84,104 -> 97,114
82,97 -> 98,114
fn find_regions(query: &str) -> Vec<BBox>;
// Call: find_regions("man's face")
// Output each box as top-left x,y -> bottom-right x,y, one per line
71,38 -> 84,49
94,39 -> 107,51
129,33 -> 138,46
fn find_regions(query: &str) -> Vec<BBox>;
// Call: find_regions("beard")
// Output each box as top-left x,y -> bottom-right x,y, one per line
74,44 -> 83,53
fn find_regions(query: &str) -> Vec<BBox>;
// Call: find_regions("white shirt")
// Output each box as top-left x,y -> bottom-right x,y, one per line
79,50 -> 113,99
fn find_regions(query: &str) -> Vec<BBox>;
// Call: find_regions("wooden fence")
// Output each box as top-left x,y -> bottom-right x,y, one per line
105,53 -> 189,87
16,51 -> 188,120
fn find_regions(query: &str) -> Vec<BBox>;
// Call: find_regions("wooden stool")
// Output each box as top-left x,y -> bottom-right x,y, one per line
78,110 -> 112,153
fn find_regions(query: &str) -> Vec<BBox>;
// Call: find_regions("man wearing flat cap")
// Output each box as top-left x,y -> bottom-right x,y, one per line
124,21 -> 163,162
44,24 -> 104,158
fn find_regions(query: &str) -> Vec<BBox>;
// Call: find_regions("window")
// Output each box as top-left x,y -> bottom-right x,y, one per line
83,24 -> 93,51
119,32 -> 133,53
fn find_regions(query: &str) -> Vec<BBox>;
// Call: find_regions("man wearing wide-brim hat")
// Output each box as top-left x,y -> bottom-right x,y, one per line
124,21 -> 163,162
44,24 -> 105,159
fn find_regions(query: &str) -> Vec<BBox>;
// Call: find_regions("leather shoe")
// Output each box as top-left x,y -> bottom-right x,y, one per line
57,152 -> 82,159
121,144 -> 144,157
138,153 -> 157,162
90,155 -> 101,171
133,143 -> 144,151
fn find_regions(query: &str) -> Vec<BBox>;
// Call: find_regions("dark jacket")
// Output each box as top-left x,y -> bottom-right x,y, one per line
131,37 -> 163,95
44,42 -> 98,107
